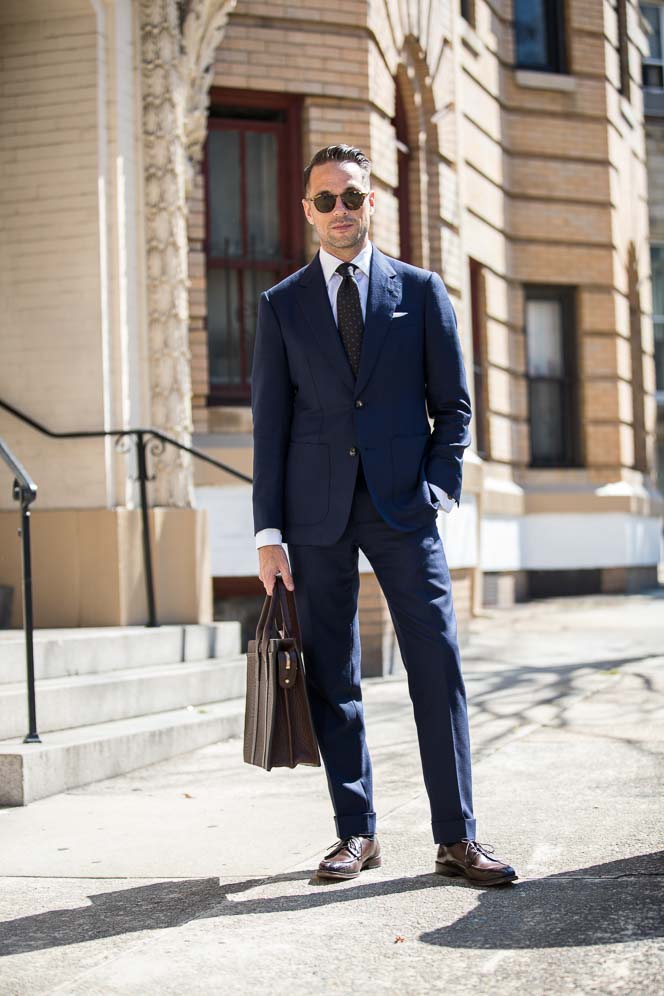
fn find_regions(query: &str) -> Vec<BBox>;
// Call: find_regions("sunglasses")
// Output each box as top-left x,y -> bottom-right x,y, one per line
307,188 -> 369,213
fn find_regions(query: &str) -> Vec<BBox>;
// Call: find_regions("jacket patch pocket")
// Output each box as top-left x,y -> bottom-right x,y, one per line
285,441 -> 330,525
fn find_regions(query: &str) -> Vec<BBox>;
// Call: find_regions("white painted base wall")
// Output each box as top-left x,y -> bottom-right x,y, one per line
197,486 -> 662,580
481,513 -> 663,572
196,486 -> 479,576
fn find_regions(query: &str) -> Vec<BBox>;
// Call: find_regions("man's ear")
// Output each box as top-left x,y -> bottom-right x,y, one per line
368,189 -> 376,215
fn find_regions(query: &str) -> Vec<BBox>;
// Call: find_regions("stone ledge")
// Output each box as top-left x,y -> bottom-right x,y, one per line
514,69 -> 577,92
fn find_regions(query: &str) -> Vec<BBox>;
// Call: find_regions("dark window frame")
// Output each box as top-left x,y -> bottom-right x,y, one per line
514,0 -> 568,74
204,88 -> 304,405
651,242 -> 664,398
393,82 -> 412,265
524,285 -> 581,468
642,3 -> 664,90
469,257 -> 489,459
461,0 -> 476,28
617,0 -> 631,100
642,3 -> 664,114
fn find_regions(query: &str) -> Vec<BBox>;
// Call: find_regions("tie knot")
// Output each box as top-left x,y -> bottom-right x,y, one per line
336,262 -> 357,279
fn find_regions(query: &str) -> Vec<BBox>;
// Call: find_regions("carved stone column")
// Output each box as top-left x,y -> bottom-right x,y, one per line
140,0 -> 236,505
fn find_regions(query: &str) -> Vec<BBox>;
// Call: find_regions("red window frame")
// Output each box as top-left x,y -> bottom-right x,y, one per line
204,89 -> 304,405
393,83 -> 412,265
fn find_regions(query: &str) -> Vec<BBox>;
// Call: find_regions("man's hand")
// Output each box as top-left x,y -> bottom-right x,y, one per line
258,544 -> 295,595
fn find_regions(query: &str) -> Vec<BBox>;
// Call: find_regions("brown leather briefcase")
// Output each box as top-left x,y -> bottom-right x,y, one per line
243,574 -> 321,770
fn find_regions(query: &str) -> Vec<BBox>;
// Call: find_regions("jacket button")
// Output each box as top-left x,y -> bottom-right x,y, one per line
349,447 -> 357,456
355,399 -> 364,408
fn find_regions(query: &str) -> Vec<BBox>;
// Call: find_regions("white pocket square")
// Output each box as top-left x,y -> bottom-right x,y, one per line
392,311 -> 408,318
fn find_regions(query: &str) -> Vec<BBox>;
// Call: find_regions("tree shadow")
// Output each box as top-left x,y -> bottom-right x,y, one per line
2,853 -> 662,959
457,652 -> 664,753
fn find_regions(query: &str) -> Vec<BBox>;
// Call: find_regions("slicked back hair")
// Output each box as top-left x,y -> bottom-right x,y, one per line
303,145 -> 372,194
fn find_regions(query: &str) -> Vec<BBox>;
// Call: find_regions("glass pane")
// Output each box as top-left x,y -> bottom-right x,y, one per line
642,5 -> 662,60
515,0 -> 549,68
207,268 -> 241,386
245,131 -> 280,260
207,267 -> 280,388
530,380 -> 565,463
643,63 -> 664,87
526,299 -> 564,377
245,269 -> 279,386
651,245 -> 664,316
655,321 -> 664,392
207,130 -> 242,258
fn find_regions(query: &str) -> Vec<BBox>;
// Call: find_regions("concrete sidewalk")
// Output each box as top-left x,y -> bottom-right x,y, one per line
0,592 -> 663,995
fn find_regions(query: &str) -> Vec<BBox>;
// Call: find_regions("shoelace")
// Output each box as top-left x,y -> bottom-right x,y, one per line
325,835 -> 363,860
462,839 -> 496,861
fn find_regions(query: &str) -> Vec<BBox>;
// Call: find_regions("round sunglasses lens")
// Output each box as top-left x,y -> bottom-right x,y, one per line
313,193 -> 336,213
342,191 -> 365,210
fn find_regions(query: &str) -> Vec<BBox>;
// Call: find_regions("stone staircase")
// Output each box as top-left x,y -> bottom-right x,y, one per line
0,624 -> 247,806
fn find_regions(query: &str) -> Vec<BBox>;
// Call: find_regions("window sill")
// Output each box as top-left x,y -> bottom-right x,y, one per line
459,18 -> 483,58
205,405 -> 254,435
514,69 -> 577,92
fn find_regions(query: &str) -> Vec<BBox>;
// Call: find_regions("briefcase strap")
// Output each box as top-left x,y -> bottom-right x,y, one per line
254,587 -> 273,647
274,576 -> 303,648
256,575 -> 303,658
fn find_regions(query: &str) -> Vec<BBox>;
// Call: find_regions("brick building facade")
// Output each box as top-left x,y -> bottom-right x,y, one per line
0,1 -> 662,666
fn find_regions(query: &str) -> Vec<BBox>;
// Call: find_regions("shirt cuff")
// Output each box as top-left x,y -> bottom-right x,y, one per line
256,528 -> 283,548
428,483 -> 456,513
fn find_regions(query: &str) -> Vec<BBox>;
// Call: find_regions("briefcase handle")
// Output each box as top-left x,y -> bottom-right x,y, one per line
256,574 -> 303,658
273,574 -> 303,647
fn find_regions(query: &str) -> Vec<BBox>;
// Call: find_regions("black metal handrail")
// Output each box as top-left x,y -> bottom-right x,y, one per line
0,436 -> 40,743
0,398 -> 253,630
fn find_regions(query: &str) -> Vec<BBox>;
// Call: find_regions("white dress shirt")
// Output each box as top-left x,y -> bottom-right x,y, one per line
255,243 -> 454,549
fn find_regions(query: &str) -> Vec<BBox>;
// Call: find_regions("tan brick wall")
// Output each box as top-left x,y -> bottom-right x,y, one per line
0,0 -> 108,509
188,0 -> 659,598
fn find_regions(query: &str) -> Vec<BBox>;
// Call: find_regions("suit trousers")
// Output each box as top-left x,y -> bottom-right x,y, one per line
287,458 -> 476,844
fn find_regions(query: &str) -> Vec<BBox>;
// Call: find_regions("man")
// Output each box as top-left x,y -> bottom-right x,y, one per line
251,144 -> 516,887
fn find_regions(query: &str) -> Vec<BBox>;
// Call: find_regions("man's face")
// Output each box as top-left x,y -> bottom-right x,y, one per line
302,161 -> 375,257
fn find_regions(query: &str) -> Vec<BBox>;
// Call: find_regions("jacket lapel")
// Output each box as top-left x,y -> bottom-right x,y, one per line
296,253 -> 356,393
355,247 -> 401,397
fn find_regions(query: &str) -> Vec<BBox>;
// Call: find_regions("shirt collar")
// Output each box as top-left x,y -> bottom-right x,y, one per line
319,241 -> 373,286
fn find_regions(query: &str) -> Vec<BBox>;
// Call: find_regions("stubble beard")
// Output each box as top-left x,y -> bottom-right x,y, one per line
323,217 -> 369,253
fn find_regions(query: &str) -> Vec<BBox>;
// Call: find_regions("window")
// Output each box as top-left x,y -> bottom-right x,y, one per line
524,287 -> 579,467
628,244 -> 647,471
394,83 -> 412,265
642,4 -> 664,89
469,258 -> 489,458
514,0 -> 567,73
617,0 -> 631,100
642,4 -> 664,114
204,91 -> 302,403
652,244 -> 664,398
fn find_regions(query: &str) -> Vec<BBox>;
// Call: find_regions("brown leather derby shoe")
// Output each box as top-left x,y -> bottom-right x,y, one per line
435,839 -> 518,886
317,835 -> 382,880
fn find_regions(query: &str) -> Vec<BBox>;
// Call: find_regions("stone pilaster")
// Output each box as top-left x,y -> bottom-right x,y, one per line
140,0 -> 236,505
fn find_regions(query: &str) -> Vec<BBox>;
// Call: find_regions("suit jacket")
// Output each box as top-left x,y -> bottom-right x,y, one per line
251,245 -> 472,546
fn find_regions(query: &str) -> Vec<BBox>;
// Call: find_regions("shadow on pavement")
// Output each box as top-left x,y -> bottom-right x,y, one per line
1,853 -> 662,958
461,652 -> 664,752
421,852 -> 664,949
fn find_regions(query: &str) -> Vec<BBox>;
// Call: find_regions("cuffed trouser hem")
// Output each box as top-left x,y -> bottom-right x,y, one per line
432,817 -> 476,844
335,811 -> 377,839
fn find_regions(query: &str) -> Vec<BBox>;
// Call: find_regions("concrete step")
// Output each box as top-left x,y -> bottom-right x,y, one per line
0,696 -> 245,806
1,656 -> 247,740
0,623 -> 242,684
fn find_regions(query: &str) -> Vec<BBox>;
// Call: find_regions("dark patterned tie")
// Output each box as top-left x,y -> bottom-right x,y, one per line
336,262 -> 364,377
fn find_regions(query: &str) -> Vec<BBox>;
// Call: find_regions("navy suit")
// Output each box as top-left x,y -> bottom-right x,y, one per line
251,246 -> 476,843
